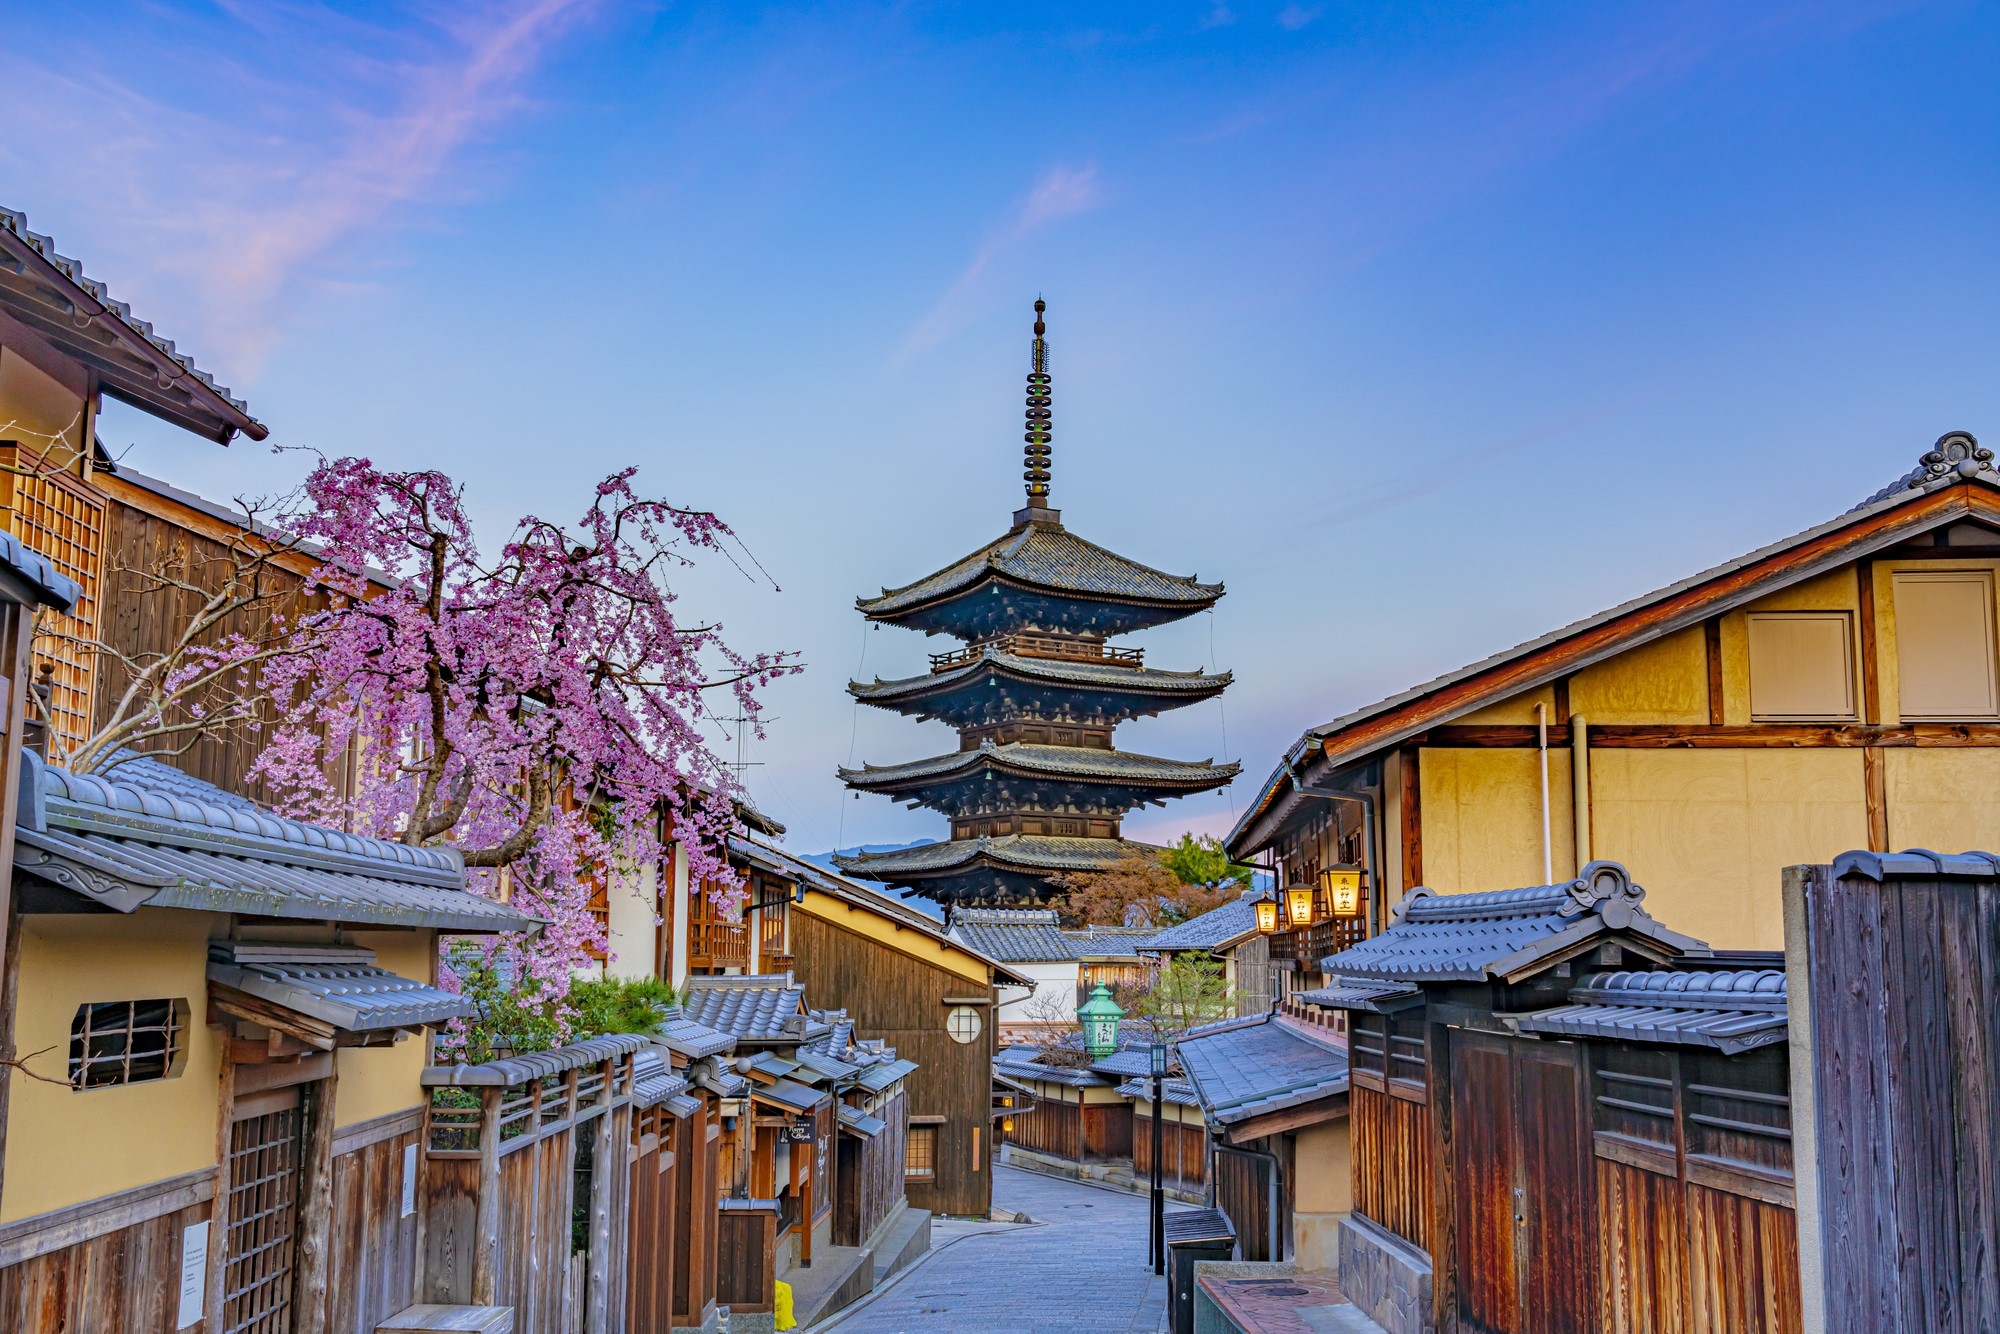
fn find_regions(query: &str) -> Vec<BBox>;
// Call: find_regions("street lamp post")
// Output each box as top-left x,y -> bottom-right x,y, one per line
1150,1040 -> 1167,1277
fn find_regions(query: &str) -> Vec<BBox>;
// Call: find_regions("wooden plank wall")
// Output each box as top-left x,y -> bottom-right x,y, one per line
1213,1148 -> 1276,1263
0,1198 -> 208,1333
714,1204 -> 776,1314
839,1089 -> 907,1248
1003,1095 -> 1081,1161
1349,1082 -> 1433,1251
323,1128 -> 420,1333
627,1106 -> 679,1334
671,1106 -> 718,1329
1132,1111 -> 1208,1191
787,909 -> 994,1216
1084,1103 -> 1133,1160
92,495 -> 344,804
1805,860 -> 2000,1334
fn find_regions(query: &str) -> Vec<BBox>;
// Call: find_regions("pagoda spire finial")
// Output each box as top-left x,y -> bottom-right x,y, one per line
1021,297 -> 1055,516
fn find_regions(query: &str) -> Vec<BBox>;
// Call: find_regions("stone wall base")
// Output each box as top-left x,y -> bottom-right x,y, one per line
1336,1215 -> 1433,1334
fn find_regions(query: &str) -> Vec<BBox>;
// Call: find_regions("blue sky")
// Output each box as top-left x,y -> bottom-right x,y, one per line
5,0 -> 1999,854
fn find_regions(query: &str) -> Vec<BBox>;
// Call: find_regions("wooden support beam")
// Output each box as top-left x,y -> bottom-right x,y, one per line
292,1069 -> 339,1334
1399,748 -> 1422,893
471,1087 -> 503,1306
208,984 -> 337,1050
1705,618 -> 1726,725
1425,722 -> 2000,749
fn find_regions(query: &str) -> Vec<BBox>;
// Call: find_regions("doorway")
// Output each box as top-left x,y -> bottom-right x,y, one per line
1449,1031 -> 1594,1334
221,1086 -> 309,1333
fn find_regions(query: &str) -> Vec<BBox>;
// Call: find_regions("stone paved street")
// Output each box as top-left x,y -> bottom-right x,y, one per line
815,1164 -> 1176,1333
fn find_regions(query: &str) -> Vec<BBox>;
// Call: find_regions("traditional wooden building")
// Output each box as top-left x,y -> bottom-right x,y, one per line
0,752 -> 533,1333
1176,1008 -> 1351,1270
1133,889 -> 1278,1017
838,299 -> 1236,904
1303,860 -> 1804,1334
1230,430 -> 2000,950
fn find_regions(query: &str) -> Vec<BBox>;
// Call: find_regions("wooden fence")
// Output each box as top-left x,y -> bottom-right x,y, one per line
1132,1109 -> 1207,1193
715,1201 -> 778,1316
418,1034 -> 650,1334
1794,854 -> 2000,1334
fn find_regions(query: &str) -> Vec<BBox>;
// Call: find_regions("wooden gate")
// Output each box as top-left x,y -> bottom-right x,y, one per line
1449,1032 -> 1595,1334
626,1103 -> 679,1334
223,1092 -> 307,1334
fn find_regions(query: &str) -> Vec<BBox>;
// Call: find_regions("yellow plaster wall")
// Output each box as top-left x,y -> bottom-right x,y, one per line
1884,749 -> 2000,853
1569,626 -> 1708,724
1589,749 -> 1867,948
1418,747 -> 1577,892
2,909 -> 225,1223
1456,685 -> 1561,726
333,930 -> 435,1128
0,347 -> 87,457
1293,1118 -> 1352,1214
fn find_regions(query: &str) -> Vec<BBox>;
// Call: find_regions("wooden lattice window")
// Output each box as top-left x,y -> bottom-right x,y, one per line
68,998 -> 185,1089
223,1099 -> 305,1333
905,1124 -> 937,1179
0,446 -> 105,757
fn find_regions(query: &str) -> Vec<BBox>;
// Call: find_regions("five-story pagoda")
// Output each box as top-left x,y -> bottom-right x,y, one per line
836,300 -> 1238,905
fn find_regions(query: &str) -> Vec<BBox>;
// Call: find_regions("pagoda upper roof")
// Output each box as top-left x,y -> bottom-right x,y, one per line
851,648 -> 1231,721
839,742 -> 1239,797
835,834 -> 1156,881
856,519 -> 1221,634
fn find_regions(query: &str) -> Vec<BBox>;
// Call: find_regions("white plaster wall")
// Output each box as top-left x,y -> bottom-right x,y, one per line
603,859 -> 660,981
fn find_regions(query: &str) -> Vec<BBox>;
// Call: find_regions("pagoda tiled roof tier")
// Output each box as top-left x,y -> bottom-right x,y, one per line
850,647 -> 1231,728
834,834 -> 1159,903
856,519 -> 1223,639
838,743 -> 1237,817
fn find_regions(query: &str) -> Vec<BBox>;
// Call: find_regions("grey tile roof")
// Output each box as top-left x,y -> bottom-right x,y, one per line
858,522 -> 1222,618
207,943 -> 472,1032
1517,969 -> 1789,1054
13,754 -> 530,933
838,1106 -> 888,1137
1115,1075 -> 1202,1109
1067,925 -> 1160,962
994,1051 -> 1111,1089
681,976 -> 826,1043
1090,1049 -> 1161,1079
853,648 -> 1229,704
948,908 -> 1078,962
839,742 -> 1238,793
1177,1014 -> 1349,1126
0,529 -> 79,611
739,1051 -> 802,1080
856,1058 -> 919,1093
794,1048 -> 860,1084
1319,862 -> 1706,984
1295,976 -> 1423,1013
664,1092 -> 704,1119
632,1049 -> 691,1109
840,835 -> 1159,881
0,207 -> 267,441
1853,431 -> 2000,509
656,1012 -> 738,1059
750,1078 -> 828,1114
1133,895 -> 1268,953
423,1033 -> 652,1088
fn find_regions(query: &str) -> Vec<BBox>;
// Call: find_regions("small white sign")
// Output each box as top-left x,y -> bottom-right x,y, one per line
176,1220 -> 208,1329
402,1142 -> 418,1217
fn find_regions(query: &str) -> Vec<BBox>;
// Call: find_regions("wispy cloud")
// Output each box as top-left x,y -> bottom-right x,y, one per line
1276,5 -> 1323,31
898,164 -> 1105,362
0,1 -> 601,377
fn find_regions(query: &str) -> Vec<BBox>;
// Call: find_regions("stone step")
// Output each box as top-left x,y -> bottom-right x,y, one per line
870,1206 -> 932,1286
781,1244 -> 875,1331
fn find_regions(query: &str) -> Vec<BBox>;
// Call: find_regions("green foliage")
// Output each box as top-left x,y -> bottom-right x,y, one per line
1132,949 -> 1236,1040
1160,833 -> 1257,891
570,974 -> 678,1037
439,942 -> 568,1065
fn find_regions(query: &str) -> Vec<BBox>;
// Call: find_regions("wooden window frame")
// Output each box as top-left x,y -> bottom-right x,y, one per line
68,997 -> 187,1089
904,1124 -> 938,1180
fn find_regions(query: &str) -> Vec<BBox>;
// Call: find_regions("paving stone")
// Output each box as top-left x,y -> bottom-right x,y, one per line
819,1165 -> 1179,1333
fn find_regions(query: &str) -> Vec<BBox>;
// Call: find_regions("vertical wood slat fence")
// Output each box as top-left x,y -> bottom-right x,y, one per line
1131,1110 -> 1207,1193
1795,854 -> 2000,1334
417,1034 -> 651,1334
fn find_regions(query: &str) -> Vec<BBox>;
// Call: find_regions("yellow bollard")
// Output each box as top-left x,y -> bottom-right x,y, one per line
774,1278 -> 796,1331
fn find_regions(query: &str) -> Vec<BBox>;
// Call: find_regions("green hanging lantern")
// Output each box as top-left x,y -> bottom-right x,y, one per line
1078,983 -> 1125,1059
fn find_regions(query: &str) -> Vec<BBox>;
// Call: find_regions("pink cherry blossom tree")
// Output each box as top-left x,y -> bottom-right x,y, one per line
250,456 -> 796,997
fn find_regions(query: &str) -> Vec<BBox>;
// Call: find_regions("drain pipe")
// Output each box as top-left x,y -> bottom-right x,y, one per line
1535,703 -> 1552,884
1211,1142 -> 1285,1262
1571,714 -> 1591,871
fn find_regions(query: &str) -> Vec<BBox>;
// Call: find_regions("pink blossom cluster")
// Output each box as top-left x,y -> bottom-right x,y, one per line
249,458 -> 796,1004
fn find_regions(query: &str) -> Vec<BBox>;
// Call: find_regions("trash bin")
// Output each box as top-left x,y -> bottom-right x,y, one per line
1165,1209 -> 1236,1334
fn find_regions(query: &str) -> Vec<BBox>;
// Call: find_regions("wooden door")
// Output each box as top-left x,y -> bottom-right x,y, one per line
1514,1041 -> 1595,1334
1452,1033 -> 1521,1334
1451,1032 -> 1597,1334
223,1090 -> 307,1334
